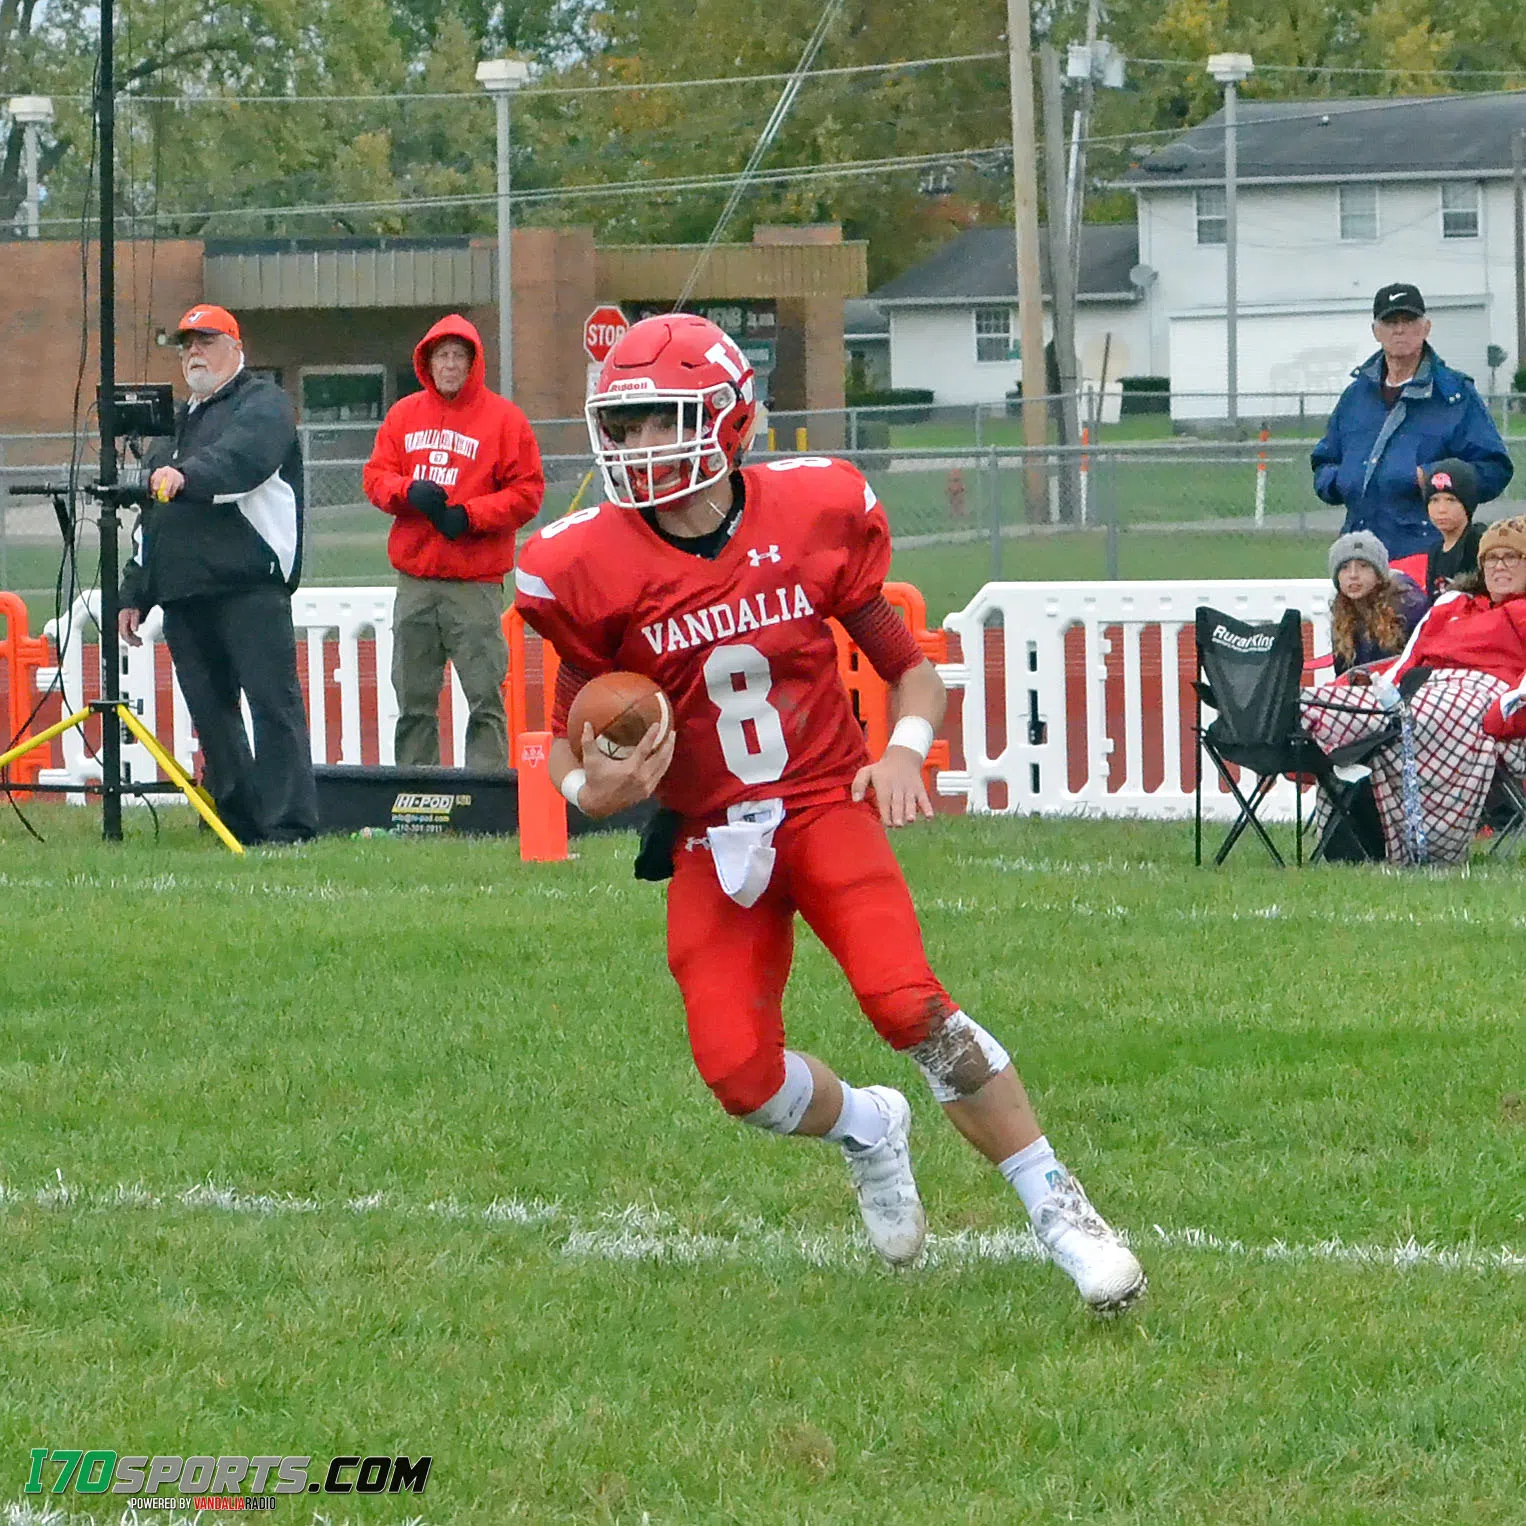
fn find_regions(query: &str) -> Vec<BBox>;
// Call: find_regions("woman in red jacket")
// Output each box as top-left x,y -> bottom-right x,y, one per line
1303,515 -> 1526,863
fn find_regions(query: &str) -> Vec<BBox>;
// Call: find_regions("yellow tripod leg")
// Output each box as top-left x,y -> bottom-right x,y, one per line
116,705 -> 246,856
565,467 -> 596,515
0,706 -> 93,772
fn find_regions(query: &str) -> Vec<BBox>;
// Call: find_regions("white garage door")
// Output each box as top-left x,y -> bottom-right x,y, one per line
1169,305 -> 1493,422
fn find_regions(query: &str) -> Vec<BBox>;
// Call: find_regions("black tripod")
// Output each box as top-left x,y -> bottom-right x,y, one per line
0,479 -> 243,854
0,0 -> 242,854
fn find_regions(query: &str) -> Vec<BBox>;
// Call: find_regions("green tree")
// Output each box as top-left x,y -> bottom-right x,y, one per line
513,0 -> 1014,283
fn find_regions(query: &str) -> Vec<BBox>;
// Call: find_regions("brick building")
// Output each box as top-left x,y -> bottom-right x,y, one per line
0,225 -> 864,443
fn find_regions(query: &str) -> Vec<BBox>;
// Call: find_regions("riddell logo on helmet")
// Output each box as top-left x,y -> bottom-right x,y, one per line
606,378 -> 657,393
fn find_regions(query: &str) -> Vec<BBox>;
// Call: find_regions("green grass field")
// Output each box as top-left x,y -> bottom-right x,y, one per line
2,807 -> 1523,1525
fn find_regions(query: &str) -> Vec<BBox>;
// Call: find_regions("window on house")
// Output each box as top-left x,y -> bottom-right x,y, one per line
1339,184 -> 1379,242
974,307 -> 1014,363
1195,187 -> 1226,245
1442,182 -> 1479,239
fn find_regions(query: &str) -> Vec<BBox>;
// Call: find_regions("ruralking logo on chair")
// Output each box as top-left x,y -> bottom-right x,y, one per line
1209,623 -> 1276,653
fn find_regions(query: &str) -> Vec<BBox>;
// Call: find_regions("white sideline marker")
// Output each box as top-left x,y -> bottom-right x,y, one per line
4,1179 -> 1522,1276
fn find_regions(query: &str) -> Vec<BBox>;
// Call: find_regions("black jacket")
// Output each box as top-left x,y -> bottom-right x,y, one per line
120,368 -> 304,611
1424,521 -> 1484,599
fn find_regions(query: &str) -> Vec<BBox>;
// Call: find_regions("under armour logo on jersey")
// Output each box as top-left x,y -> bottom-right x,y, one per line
747,545 -> 782,566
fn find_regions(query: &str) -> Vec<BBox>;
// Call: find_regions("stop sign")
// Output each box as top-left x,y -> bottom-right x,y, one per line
583,305 -> 629,363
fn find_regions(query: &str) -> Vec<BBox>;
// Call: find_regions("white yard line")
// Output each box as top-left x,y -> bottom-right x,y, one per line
3,1178 -> 1521,1275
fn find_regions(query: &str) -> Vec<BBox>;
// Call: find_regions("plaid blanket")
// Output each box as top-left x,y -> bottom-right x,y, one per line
1301,671 -> 1526,865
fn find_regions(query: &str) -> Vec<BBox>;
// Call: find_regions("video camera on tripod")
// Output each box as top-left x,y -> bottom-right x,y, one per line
9,384 -> 174,530
1,380 -> 243,852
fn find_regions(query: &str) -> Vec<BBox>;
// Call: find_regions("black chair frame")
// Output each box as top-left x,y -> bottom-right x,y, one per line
1192,606 -> 1413,869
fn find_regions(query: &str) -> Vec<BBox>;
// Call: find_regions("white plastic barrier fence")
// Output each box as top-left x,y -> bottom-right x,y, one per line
31,579 -> 1337,819
36,586 -> 480,800
937,580 -> 1336,821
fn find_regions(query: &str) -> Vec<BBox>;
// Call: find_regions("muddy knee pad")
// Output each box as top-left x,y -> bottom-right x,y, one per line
738,1049 -> 815,1134
908,1010 -> 1011,1103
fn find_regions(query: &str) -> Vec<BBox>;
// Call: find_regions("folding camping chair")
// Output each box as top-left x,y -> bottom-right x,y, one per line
1484,766 -> 1526,857
1193,606 -> 1401,868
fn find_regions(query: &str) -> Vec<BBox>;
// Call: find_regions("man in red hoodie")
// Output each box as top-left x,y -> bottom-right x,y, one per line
363,314 -> 545,770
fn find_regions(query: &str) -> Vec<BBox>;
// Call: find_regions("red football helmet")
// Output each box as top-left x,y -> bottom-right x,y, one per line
585,313 -> 758,509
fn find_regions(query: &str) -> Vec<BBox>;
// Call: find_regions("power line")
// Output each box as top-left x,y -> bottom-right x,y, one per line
1129,56 -> 1526,79
28,74 -> 1526,231
16,50 -> 1005,107
35,145 -> 1015,230
1082,86 -> 1526,157
676,0 -> 846,310
12,48 -> 1526,112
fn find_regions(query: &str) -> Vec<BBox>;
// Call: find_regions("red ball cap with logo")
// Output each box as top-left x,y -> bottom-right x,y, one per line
174,304 -> 241,342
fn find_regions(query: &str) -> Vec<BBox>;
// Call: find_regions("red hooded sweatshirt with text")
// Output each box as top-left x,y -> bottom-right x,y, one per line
363,313 -> 545,581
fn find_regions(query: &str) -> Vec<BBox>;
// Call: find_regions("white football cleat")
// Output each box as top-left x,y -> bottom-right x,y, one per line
1032,1172 -> 1147,1312
842,1086 -> 926,1267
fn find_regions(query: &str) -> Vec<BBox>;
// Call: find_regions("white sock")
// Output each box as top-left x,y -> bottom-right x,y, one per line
825,1082 -> 890,1152
998,1136 -> 1067,1217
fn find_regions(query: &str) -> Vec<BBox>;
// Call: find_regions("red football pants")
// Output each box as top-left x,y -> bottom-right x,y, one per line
666,798 -> 955,1116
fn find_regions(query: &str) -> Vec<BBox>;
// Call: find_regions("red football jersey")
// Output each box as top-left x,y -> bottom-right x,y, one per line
515,456 -> 896,821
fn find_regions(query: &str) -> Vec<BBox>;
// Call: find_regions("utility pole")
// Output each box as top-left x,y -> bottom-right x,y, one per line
1514,127 -> 1525,382
1007,0 -> 1048,519
1040,39 -> 1082,520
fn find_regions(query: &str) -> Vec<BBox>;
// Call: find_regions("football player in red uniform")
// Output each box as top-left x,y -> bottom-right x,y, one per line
514,314 -> 1144,1309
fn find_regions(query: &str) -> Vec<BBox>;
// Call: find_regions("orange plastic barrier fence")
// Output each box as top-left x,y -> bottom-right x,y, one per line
832,581 -> 952,790
515,729 -> 568,863
0,592 -> 51,793
501,604 -> 561,762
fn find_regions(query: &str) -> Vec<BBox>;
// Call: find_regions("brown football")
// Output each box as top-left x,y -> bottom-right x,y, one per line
566,672 -> 673,762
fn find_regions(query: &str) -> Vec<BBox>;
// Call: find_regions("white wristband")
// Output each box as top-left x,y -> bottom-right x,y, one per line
888,716 -> 935,761
559,768 -> 587,809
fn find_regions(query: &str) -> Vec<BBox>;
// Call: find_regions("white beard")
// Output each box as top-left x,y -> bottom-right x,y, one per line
184,365 -> 220,398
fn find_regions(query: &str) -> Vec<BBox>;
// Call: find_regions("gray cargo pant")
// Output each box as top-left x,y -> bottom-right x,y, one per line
391,572 -> 510,772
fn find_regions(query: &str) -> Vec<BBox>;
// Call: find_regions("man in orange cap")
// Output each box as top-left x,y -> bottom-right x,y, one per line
118,303 -> 317,844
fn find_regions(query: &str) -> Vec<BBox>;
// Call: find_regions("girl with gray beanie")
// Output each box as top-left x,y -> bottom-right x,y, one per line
1327,530 -> 1428,675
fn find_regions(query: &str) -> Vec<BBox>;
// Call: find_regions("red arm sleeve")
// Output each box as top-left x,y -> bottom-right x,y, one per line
462,412 -> 546,534
551,661 -> 592,738
839,595 -> 923,684
361,414 -> 412,516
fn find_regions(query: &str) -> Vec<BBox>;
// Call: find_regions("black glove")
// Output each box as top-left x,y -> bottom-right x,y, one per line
406,479 -> 469,540
406,479 -> 448,518
433,503 -> 470,540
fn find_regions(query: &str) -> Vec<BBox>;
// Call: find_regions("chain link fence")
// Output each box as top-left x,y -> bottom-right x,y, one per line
6,394 -> 1526,625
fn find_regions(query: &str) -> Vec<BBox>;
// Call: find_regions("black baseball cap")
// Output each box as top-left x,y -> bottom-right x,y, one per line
1373,282 -> 1426,320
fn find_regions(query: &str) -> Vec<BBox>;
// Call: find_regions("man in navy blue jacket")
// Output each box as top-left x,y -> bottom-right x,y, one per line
1311,283 -> 1513,577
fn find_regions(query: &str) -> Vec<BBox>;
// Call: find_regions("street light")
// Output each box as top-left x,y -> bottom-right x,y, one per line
1207,52 -> 1253,432
7,95 -> 54,239
475,58 -> 533,396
